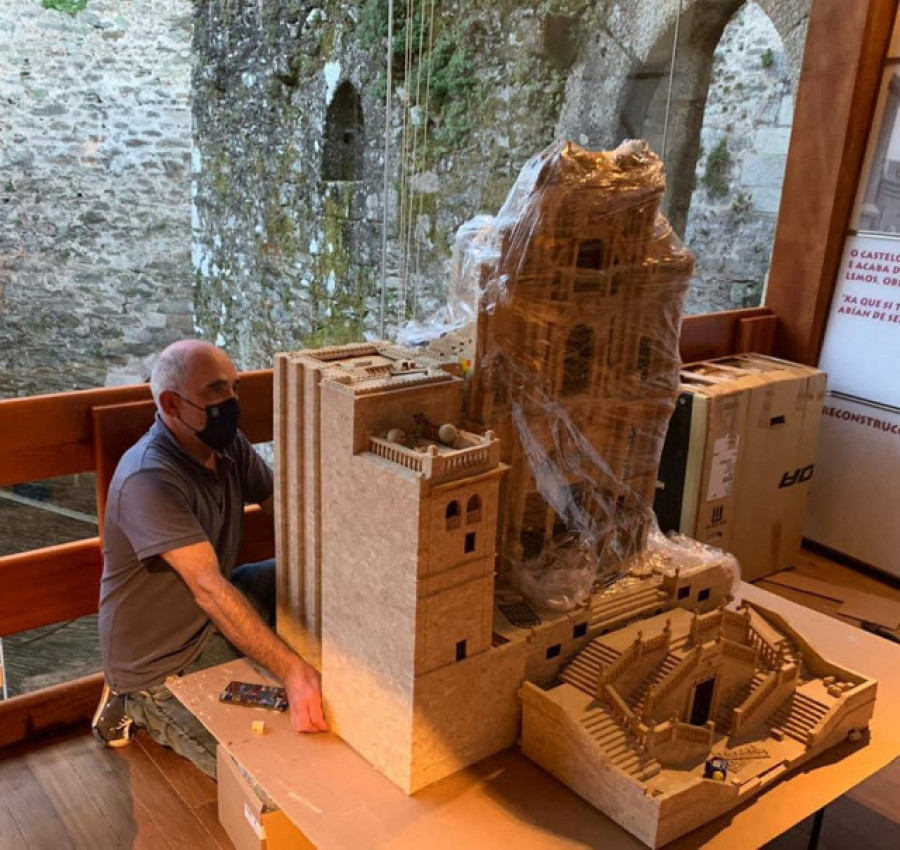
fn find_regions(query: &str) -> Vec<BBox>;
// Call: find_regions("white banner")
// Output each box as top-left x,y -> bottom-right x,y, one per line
818,233 -> 900,405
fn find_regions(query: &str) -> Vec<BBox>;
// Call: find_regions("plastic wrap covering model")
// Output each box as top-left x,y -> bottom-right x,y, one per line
513,528 -> 740,611
407,139 -> 694,608
632,528 -> 741,587
397,214 -> 498,372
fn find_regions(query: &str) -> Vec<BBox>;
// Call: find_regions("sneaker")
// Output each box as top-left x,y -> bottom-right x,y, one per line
91,681 -> 135,748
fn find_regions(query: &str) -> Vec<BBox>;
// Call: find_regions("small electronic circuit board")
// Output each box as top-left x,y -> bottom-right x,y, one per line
219,680 -> 289,712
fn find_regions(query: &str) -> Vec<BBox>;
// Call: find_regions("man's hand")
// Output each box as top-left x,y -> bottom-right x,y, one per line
284,659 -> 329,733
160,541 -> 329,733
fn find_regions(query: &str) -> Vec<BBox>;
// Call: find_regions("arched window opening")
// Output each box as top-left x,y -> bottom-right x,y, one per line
466,494 -> 482,524
445,500 -> 460,531
562,325 -> 594,396
323,81 -> 363,181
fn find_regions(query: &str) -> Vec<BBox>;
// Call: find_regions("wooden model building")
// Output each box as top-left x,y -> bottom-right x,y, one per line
273,141 -> 877,846
463,139 -> 694,574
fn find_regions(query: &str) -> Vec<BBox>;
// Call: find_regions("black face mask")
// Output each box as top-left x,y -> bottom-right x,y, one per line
176,395 -> 241,452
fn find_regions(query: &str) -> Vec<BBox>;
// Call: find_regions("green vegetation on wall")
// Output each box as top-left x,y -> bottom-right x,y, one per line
305,185 -> 369,347
359,0 -> 477,156
41,0 -> 87,14
702,137 -> 732,198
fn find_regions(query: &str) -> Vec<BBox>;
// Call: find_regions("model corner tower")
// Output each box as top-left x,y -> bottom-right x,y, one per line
274,343 -> 525,792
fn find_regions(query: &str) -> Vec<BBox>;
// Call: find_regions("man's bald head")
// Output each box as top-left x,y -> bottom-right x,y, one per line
150,340 -> 232,410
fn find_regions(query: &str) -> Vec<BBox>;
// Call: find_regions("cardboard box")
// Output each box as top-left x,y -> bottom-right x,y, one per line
217,746 -> 313,850
655,354 -> 826,581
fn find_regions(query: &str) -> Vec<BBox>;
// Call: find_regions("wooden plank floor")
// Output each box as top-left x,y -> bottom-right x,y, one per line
1,547 -> 899,849
0,729 -> 232,849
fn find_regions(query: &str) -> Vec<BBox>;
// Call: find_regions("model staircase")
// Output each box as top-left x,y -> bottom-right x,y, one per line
767,691 -> 830,745
714,671 -> 767,732
589,585 -> 670,631
627,651 -> 681,713
580,704 -> 661,782
559,640 -> 621,695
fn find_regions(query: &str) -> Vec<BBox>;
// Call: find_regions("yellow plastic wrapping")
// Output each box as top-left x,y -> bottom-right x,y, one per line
404,139 -> 697,608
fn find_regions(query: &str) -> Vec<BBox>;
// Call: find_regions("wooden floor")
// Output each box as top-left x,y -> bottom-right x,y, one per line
1,547 -> 899,849
0,729 -> 232,849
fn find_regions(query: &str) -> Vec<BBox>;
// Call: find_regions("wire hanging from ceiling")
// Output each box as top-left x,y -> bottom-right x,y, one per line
380,0 -> 438,338
407,0 -> 435,321
379,0 -> 395,339
661,0 -> 684,165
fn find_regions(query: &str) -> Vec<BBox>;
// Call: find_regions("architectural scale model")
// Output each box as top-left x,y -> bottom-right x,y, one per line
273,141 -> 877,847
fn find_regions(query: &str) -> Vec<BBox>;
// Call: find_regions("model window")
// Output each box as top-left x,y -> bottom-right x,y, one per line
698,588 -> 711,602
456,639 -> 467,661
677,586 -> 690,600
465,531 -> 476,553
576,239 -> 605,270
466,494 -> 482,524
546,644 -> 562,659
445,500 -> 460,530
562,325 -> 594,395
573,622 -> 588,639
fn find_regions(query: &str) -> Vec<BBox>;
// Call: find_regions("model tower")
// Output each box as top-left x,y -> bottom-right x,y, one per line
465,140 -> 693,574
274,344 -> 525,792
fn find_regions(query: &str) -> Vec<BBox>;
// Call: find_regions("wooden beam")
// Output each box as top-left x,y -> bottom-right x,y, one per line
766,0 -> 898,365
0,369 -> 274,488
679,307 -> 777,364
0,673 -> 104,751
0,539 -> 102,638
736,314 -> 778,354
0,507 -> 272,638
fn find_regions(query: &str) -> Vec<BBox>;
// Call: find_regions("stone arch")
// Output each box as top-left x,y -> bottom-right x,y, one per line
684,2 -> 798,312
557,0 -> 809,236
322,81 -> 363,182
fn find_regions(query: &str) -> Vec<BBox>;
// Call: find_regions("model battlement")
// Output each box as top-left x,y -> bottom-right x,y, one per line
365,429 -> 500,485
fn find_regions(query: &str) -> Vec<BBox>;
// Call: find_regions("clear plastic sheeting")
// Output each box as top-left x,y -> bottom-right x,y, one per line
512,528 -> 740,612
630,528 -> 741,588
397,215 -> 497,355
403,139 -> 696,608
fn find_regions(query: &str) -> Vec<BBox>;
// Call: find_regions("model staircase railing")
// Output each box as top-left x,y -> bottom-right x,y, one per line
715,671 -> 767,733
579,704 -> 661,782
731,662 -> 799,737
627,650 -> 681,713
559,640 -> 620,695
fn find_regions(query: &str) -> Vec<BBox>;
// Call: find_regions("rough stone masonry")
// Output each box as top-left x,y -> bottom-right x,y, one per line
0,0 -> 193,398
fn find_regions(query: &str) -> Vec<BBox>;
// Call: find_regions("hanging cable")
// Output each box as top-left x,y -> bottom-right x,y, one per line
379,0 -> 395,338
661,0 -> 683,165
405,0 -> 430,320
412,0 -> 437,318
395,0 -> 416,329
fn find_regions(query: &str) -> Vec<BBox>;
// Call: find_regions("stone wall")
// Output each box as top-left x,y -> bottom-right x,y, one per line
0,0 -> 194,398
191,0 -> 583,368
683,1 -> 802,313
191,0 -> 811,367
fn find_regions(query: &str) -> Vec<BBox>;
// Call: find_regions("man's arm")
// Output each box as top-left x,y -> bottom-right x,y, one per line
161,540 -> 328,733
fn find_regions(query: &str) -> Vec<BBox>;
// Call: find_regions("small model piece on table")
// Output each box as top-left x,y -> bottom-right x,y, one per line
273,140 -> 876,847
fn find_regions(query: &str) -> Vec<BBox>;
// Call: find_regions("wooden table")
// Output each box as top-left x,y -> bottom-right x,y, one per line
170,583 -> 900,848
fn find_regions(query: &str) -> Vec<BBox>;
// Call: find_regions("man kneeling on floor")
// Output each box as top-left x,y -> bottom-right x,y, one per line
92,340 -> 327,777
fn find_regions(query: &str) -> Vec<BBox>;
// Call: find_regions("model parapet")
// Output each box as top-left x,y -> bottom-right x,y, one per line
462,140 -> 694,578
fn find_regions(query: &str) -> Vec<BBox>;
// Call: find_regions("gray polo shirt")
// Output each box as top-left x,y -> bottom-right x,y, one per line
98,416 -> 273,692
